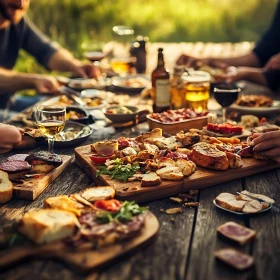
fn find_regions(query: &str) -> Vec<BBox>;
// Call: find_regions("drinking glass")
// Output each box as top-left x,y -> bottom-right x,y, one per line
36,105 -> 66,154
214,84 -> 241,123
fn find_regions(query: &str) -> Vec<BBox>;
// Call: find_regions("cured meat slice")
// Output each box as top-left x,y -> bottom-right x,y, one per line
215,248 -> 254,270
6,154 -> 29,162
190,142 -> 229,170
0,160 -> 31,179
217,221 -> 256,245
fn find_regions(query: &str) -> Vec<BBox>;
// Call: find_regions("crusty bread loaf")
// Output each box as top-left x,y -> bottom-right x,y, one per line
0,170 -> 13,203
217,221 -> 256,245
19,209 -> 77,244
80,186 -> 115,202
215,193 -> 246,212
44,195 -> 85,216
141,172 -> 161,187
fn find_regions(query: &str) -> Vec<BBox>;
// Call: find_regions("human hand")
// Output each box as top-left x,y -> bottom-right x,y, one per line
224,67 -> 250,83
72,62 -> 97,79
251,131 -> 280,162
33,75 -> 60,94
0,124 -> 23,154
264,53 -> 280,71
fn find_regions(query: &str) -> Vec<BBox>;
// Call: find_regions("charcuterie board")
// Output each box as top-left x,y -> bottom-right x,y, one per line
75,145 -> 280,203
0,212 -> 158,273
13,155 -> 72,200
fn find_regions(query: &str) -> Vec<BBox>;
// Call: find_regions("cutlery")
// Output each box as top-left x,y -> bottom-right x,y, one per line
60,86 -> 86,106
236,192 -> 280,211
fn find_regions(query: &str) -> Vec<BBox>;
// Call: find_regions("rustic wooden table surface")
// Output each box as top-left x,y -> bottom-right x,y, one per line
1,43 -> 280,279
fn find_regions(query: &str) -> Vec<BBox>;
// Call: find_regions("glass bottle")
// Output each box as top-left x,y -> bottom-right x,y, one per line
170,65 -> 185,109
151,48 -> 170,113
130,36 -> 148,74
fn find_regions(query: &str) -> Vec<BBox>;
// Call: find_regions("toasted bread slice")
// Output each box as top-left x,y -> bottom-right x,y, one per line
147,136 -> 179,150
215,248 -> 254,270
215,193 -> 246,212
30,164 -> 56,174
0,170 -> 13,203
242,200 -> 263,213
19,209 -> 77,244
141,172 -> 161,187
158,158 -> 177,168
80,186 -> 115,202
156,166 -> 184,181
217,221 -> 256,245
44,195 -> 85,216
176,159 -> 196,177
135,128 -> 162,143
237,190 -> 275,204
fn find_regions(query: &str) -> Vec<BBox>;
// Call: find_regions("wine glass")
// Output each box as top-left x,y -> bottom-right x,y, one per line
36,105 -> 66,154
214,83 -> 241,123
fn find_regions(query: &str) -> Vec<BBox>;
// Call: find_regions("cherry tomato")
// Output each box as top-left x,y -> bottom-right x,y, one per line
94,199 -> 121,212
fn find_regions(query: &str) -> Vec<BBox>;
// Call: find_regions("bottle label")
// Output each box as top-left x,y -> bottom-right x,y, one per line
155,79 -> 170,107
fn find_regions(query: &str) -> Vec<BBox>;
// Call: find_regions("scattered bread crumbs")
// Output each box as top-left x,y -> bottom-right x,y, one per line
179,194 -> 195,201
165,207 -> 183,215
184,202 -> 199,207
170,197 -> 183,204
160,208 -> 165,213
189,190 -> 198,195
170,217 -> 175,223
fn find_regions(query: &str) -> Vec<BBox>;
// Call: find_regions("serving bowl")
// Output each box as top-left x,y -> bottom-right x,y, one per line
66,105 -> 94,125
103,105 -> 148,123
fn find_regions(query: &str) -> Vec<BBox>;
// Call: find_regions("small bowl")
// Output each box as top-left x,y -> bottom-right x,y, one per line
103,106 -> 140,123
66,106 -> 94,125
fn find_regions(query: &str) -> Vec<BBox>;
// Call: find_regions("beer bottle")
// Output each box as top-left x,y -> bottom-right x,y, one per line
151,48 -> 170,113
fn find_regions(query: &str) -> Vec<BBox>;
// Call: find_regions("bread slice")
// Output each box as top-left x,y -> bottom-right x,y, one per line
156,166 -> 184,181
176,159 -> 196,177
242,200 -> 263,213
217,221 -> 256,245
158,158 -> 177,168
44,195 -> 85,216
135,128 -> 162,143
237,190 -> 275,204
141,172 -> 161,187
19,209 -> 78,244
80,186 -> 115,202
215,248 -> 254,270
215,193 -> 246,212
0,170 -> 13,203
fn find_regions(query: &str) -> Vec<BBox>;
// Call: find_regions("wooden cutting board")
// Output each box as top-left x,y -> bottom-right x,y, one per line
75,145 -> 280,202
0,212 -> 158,274
13,155 -> 72,200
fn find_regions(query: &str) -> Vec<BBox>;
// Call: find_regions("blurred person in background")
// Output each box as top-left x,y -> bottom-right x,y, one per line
0,0 -> 96,113
176,0 -> 280,92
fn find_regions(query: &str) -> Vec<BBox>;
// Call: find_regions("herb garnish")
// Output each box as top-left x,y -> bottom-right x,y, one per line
96,201 -> 147,224
96,159 -> 140,182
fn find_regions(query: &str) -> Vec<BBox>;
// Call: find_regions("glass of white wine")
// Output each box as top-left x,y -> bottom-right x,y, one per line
36,105 -> 66,154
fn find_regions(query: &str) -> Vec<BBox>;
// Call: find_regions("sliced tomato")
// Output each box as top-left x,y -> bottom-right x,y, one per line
94,199 -> 121,212
89,154 -> 110,165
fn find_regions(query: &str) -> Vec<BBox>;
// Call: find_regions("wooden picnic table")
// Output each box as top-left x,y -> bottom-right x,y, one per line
1,46 -> 280,279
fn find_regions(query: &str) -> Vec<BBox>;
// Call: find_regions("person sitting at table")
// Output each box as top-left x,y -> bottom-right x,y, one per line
0,0 -> 96,111
252,131 -> 280,163
0,123 -> 23,154
176,1 -> 280,91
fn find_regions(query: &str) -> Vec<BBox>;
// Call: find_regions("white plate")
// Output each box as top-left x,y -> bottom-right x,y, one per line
111,74 -> 150,92
230,100 -> 280,113
213,199 -> 272,215
42,95 -> 107,111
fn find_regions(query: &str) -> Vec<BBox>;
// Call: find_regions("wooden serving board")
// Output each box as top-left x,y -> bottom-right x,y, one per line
13,155 -> 72,200
0,212 -> 158,274
75,145 -> 280,203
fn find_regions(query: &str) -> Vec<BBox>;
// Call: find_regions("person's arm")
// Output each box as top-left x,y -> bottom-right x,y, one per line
0,124 -> 23,154
176,52 -> 261,68
22,17 -> 96,78
0,67 -> 60,94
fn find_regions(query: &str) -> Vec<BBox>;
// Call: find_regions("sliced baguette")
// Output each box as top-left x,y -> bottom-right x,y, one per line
217,221 -> 256,245
19,209 -> 78,244
141,172 -> 162,187
80,186 -> 115,202
156,167 -> 184,181
215,193 -> 246,212
0,170 -> 13,203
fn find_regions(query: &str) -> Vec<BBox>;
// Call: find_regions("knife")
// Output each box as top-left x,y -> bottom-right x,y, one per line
236,192 -> 280,211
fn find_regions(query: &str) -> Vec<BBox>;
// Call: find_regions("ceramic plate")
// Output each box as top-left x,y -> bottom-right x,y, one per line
111,74 -> 150,92
213,199 -> 272,215
230,100 -> 280,113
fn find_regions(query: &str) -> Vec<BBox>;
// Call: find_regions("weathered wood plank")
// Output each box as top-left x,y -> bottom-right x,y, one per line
185,180 -> 252,280
245,170 -> 280,280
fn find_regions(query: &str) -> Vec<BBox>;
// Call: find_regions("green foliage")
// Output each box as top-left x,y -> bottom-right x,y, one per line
16,0 -> 277,73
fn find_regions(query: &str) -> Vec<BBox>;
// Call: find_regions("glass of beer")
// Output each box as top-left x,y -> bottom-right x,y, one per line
111,57 -> 135,74
182,71 -> 211,112
36,105 -> 66,154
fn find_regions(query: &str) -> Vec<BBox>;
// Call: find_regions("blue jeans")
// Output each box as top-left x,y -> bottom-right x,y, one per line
10,95 -> 43,112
